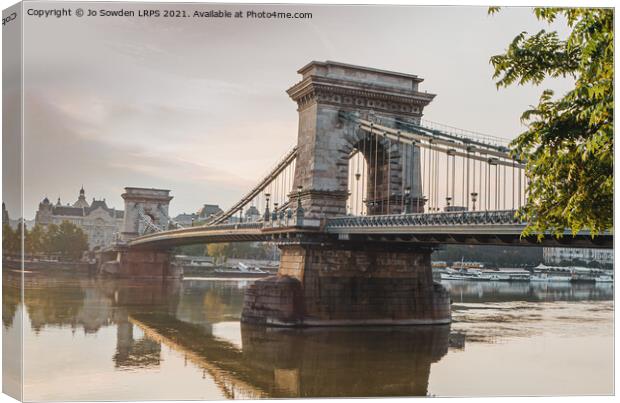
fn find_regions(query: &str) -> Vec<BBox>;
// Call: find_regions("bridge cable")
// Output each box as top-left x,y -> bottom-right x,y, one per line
466,149 -> 471,210
387,136 -> 391,214
429,143 -> 434,211
445,152 -> 449,208
398,140 -> 406,213
414,143 -> 419,213
518,164 -> 521,208
362,133 -> 367,215
452,153 -> 456,207
435,145 -> 439,211
497,164 -> 500,210
373,128 -> 379,214
484,158 -> 489,211
503,165 -> 506,210
461,153 -> 469,207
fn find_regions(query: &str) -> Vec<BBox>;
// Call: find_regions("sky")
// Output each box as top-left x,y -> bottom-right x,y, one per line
8,2 -> 574,219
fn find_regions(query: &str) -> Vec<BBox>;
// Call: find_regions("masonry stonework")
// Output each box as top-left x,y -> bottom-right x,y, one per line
121,187 -> 173,241
287,61 -> 435,219
99,249 -> 181,279
242,242 -> 451,326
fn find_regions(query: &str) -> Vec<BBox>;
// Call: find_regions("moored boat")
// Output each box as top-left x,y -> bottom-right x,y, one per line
595,275 -> 613,283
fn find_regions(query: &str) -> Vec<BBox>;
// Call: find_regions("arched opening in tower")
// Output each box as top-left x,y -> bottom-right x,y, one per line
346,132 -> 424,216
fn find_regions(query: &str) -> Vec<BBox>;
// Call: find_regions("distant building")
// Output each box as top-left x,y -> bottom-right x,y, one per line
245,206 -> 260,222
173,212 -> 199,227
35,187 -> 124,250
543,248 -> 613,266
198,204 -> 223,221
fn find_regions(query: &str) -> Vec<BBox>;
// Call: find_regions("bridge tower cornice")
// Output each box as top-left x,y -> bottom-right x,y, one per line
287,62 -> 436,117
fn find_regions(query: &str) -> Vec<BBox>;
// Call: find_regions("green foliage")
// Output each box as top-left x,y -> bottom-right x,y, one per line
206,243 -> 230,265
25,224 -> 46,255
2,224 -> 21,255
4,221 -> 89,260
205,242 -> 275,264
490,8 -> 613,238
51,221 -> 89,260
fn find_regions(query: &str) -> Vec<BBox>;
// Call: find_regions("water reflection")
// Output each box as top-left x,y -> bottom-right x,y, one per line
443,279 -> 613,303
129,312 -> 450,398
3,271 -> 614,399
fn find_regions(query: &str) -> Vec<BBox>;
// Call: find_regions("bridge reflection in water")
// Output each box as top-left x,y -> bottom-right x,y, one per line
5,272 -> 613,399
131,314 -> 449,398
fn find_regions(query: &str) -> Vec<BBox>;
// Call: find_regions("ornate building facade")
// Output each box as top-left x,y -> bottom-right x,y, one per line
35,187 -> 124,250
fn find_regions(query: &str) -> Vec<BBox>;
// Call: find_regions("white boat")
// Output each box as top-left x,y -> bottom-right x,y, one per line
595,275 -> 613,283
530,273 -> 572,282
441,268 -> 490,281
481,268 -> 530,281
481,272 -> 509,281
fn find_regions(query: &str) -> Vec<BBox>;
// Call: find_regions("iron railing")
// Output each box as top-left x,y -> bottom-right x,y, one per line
326,210 -> 521,229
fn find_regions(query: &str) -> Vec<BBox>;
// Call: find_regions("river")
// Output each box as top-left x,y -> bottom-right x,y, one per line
2,272 -> 613,399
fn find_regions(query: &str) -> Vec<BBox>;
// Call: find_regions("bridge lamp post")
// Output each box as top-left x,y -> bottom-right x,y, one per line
272,203 -> 279,223
471,192 -> 478,211
347,191 -> 352,215
404,186 -> 411,214
264,193 -> 271,222
296,186 -> 304,226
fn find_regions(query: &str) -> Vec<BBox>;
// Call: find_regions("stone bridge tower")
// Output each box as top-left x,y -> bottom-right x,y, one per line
98,187 -> 178,279
121,187 -> 173,241
242,62 -> 450,327
287,61 -> 435,218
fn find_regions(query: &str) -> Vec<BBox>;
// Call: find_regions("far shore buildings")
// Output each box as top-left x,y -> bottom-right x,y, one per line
172,204 -> 223,227
35,187 -> 124,250
543,247 -> 613,266
172,204 -> 261,226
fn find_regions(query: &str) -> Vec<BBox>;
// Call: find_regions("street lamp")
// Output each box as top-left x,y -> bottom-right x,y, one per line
404,186 -> 411,214
263,193 -> 271,222
272,202 -> 279,222
470,192 -> 478,211
296,186 -> 304,225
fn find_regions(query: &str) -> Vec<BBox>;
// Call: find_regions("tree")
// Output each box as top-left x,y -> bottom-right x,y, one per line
52,221 -> 88,259
490,8 -> 613,237
25,224 -> 46,255
206,243 -> 230,265
2,224 -> 20,255
44,224 -> 59,255
47,221 -> 89,260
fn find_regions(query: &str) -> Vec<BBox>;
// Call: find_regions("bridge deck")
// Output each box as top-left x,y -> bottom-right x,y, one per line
127,210 -> 612,250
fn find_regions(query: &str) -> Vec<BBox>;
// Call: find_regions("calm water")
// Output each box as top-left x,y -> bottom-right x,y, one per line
3,272 -> 614,400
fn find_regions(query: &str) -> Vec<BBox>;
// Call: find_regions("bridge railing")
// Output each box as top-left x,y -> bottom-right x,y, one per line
203,222 -> 264,231
326,210 -> 521,229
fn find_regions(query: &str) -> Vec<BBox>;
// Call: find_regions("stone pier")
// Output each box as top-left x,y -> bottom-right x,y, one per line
99,248 -> 181,279
98,187 -> 180,279
241,241 -> 451,326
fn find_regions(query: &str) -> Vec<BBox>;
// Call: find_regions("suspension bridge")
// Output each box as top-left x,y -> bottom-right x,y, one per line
100,61 -> 612,327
